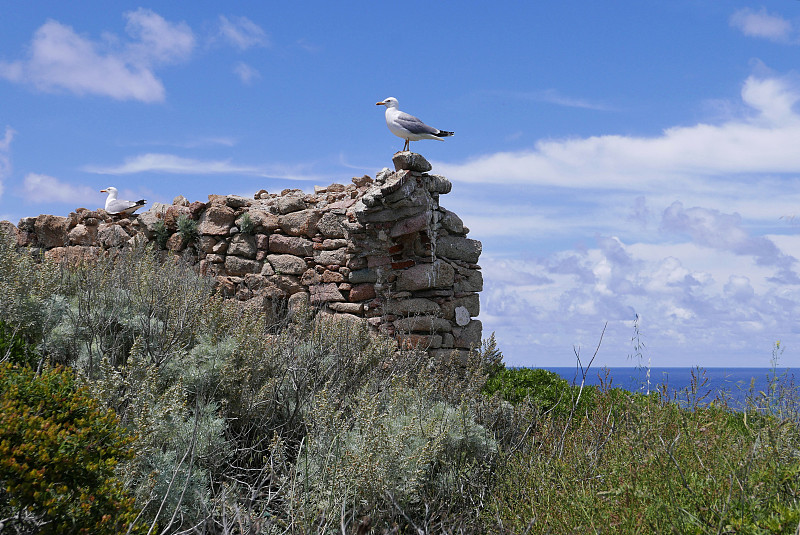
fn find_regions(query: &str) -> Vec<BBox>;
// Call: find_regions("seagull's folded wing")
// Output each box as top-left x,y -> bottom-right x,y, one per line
395,113 -> 439,135
107,199 -> 137,213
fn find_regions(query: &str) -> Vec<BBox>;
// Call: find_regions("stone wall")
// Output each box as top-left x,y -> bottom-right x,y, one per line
2,152 -> 483,359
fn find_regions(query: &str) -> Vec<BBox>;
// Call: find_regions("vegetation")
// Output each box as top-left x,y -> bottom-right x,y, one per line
484,366 -> 599,413
0,363 -> 145,534
153,219 -> 170,249
177,214 -> 199,243
487,371 -> 800,533
1,229 -> 800,533
0,319 -> 37,367
237,211 -> 255,235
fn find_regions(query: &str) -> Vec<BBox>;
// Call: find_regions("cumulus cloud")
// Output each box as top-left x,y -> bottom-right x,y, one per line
627,196 -> 652,228
124,8 -> 194,65
22,173 -> 99,205
481,228 -> 800,366
436,75 -> 800,189
724,275 -> 755,302
660,201 -> 798,284
730,7 -> 794,43
0,9 -> 194,102
218,15 -> 268,50
475,201 -> 800,365
741,74 -> 800,125
661,202 -> 771,257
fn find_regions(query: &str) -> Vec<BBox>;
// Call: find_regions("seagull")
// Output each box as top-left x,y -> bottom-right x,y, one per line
376,97 -> 454,152
100,187 -> 146,215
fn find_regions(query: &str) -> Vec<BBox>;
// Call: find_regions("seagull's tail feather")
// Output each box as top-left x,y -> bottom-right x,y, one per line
434,130 -> 454,138
119,200 -> 147,216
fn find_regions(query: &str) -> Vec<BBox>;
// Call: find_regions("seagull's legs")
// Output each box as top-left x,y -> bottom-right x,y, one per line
403,139 -> 410,151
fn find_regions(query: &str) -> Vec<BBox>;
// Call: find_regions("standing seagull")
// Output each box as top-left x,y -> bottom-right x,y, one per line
100,187 -> 146,215
376,97 -> 454,152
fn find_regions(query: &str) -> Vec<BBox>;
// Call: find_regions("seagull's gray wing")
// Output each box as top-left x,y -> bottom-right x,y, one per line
395,111 -> 440,135
107,199 -> 137,213
108,199 -> 146,214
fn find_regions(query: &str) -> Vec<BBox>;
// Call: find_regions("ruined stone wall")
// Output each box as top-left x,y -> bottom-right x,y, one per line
2,152 -> 483,359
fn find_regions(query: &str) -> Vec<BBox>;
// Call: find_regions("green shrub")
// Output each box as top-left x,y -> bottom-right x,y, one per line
44,243 -> 214,373
480,332 -> 504,377
484,367 -> 597,416
153,219 -> 169,249
176,214 -> 198,243
295,381 -> 496,530
0,363 -> 145,535
0,228 -> 61,345
0,319 -> 37,367
236,212 -> 255,234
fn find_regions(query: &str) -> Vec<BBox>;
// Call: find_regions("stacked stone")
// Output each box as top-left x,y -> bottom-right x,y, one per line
14,209 -> 139,263
4,152 -> 483,359
188,181 -> 373,318
344,152 -> 483,361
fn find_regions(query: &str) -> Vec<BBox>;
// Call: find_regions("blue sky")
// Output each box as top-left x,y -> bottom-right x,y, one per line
1,1 -> 800,368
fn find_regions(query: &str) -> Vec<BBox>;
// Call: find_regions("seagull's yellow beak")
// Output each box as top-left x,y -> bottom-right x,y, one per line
100,189 -> 108,193
376,101 -> 385,106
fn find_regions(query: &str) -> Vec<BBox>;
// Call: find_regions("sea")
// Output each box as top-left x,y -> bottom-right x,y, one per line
544,367 -> 797,409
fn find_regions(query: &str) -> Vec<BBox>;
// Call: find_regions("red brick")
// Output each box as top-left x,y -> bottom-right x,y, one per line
391,259 -> 415,270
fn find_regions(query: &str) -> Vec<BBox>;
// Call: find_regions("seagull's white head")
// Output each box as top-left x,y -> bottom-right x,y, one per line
100,186 -> 118,198
376,97 -> 399,109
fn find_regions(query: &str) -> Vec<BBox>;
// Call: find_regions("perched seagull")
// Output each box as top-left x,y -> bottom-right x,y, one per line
376,97 -> 454,152
100,187 -> 146,215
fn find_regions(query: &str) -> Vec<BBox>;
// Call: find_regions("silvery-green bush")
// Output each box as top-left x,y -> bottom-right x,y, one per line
0,230 -> 503,533
294,381 -> 496,531
0,231 -> 60,358
39,244 -> 213,374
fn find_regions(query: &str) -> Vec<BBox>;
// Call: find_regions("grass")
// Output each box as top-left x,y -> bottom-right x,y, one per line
485,367 -> 800,534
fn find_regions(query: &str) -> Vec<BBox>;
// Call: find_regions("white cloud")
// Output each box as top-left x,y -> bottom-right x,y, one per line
469,193 -> 800,365
124,8 -> 194,65
172,136 -> 238,148
536,89 -> 614,111
85,153 -> 262,175
122,136 -> 238,149
741,74 -> 800,125
724,275 -> 755,302
0,10 -> 194,102
437,75 -> 800,189
84,152 -> 324,181
481,227 -> 800,366
0,126 -> 14,199
233,61 -> 260,84
661,202 -> 776,258
730,7 -> 794,43
218,15 -> 268,50
22,173 -> 99,205
660,201 -> 799,284
448,209 -> 575,238
478,89 -> 614,111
